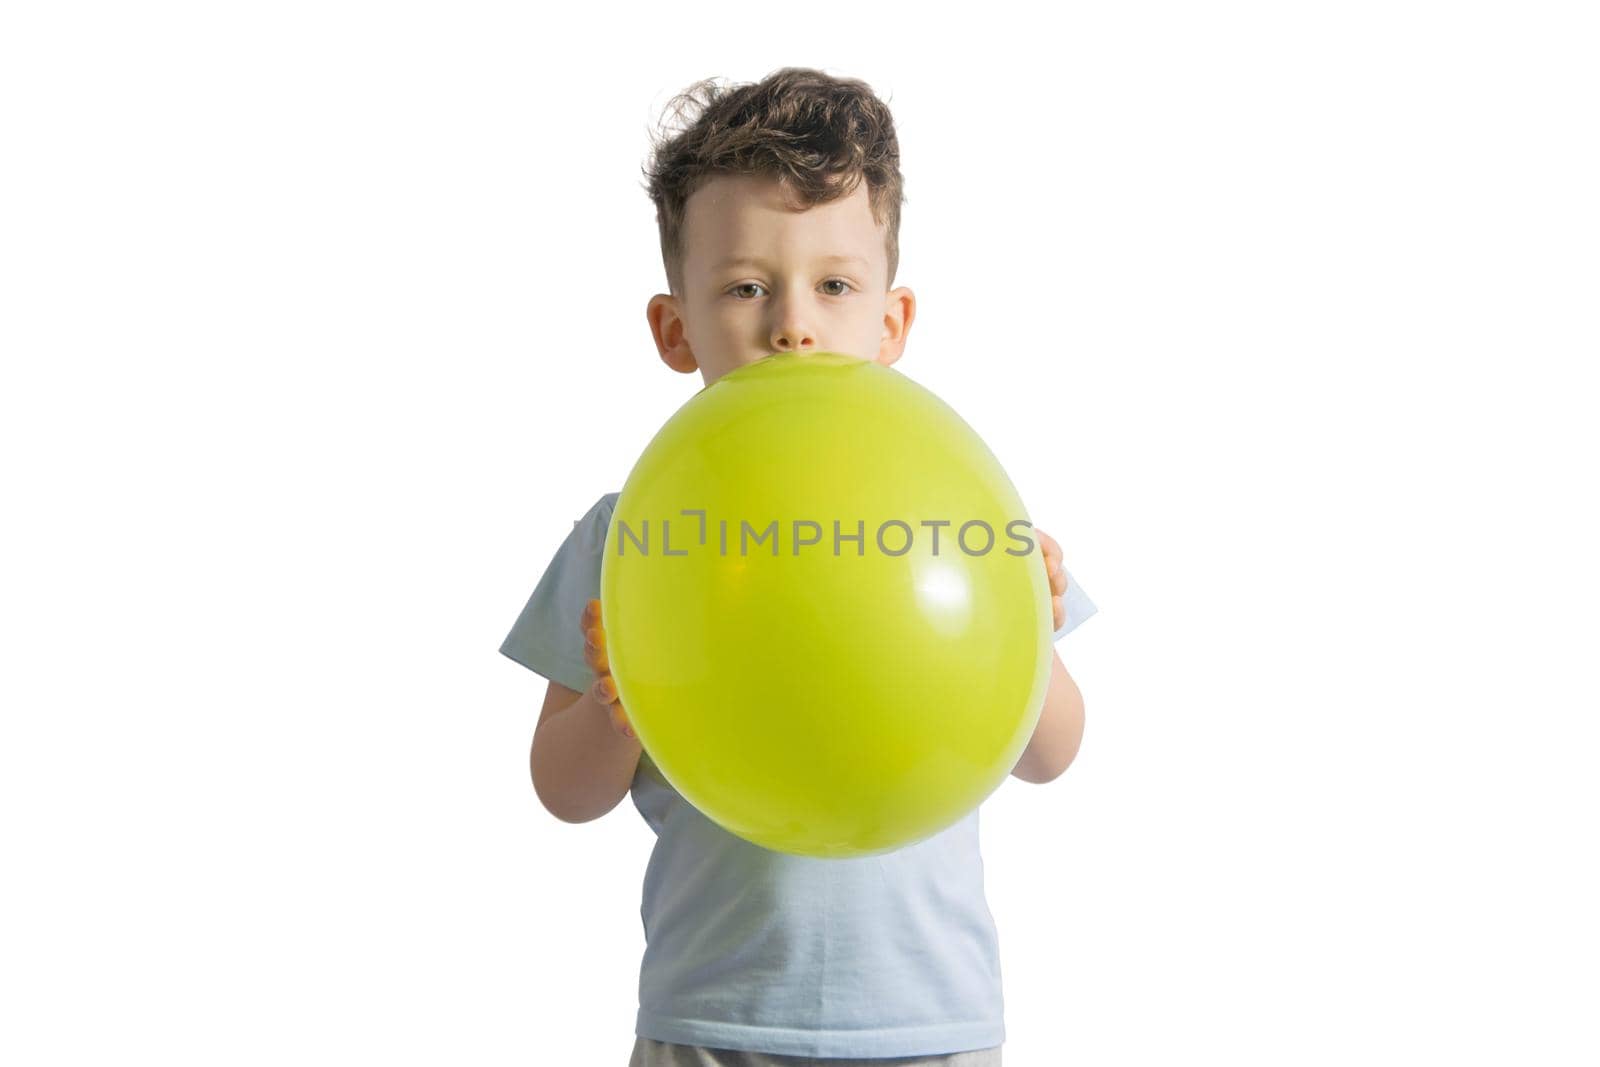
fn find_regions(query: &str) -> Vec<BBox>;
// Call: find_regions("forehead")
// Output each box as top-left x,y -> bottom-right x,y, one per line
681,173 -> 884,270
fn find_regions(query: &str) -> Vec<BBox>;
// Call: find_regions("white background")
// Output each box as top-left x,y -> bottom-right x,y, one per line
3,2 -> 1596,1063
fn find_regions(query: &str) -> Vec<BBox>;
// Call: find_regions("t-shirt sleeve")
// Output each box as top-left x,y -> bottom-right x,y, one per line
1052,568 -> 1097,642
498,495 -> 614,693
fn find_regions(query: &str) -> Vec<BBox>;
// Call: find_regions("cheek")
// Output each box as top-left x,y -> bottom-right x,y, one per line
851,303 -> 883,338
692,300 -> 737,334
716,306 -> 758,338
700,304 -> 763,349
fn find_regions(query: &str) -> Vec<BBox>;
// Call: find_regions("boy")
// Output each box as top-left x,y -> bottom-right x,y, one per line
500,68 -> 1096,1066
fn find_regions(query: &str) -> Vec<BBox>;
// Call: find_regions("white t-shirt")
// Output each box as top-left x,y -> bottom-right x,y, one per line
500,492 -> 1097,1058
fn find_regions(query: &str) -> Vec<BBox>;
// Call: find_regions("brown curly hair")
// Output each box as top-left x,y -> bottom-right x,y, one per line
642,67 -> 905,296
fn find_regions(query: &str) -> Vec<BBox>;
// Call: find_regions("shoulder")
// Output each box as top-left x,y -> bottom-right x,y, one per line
571,492 -> 621,549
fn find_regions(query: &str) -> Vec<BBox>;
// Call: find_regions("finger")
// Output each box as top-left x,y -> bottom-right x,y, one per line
1053,595 -> 1065,631
581,598 -> 601,626
582,629 -> 608,670
1036,528 -> 1061,561
611,705 -> 634,739
1050,564 -> 1068,596
592,674 -> 617,706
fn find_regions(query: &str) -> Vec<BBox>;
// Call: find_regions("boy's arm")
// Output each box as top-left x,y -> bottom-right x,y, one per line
1011,525 -> 1089,783
1011,651 -> 1085,784
530,680 -> 642,823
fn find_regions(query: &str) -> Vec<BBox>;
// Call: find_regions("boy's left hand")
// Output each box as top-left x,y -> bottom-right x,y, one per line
1036,527 -> 1068,631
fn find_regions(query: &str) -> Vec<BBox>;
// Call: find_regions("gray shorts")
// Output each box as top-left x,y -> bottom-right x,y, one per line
629,1037 -> 1002,1066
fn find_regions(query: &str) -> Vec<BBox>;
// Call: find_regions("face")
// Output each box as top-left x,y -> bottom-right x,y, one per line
647,173 -> 916,387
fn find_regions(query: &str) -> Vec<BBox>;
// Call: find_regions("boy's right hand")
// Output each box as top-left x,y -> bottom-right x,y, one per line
581,598 -> 634,739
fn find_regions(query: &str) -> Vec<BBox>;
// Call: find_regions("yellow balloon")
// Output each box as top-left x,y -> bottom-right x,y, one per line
601,352 -> 1052,857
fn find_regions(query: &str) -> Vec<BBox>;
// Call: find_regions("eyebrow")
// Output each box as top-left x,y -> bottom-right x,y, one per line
713,254 -> 871,271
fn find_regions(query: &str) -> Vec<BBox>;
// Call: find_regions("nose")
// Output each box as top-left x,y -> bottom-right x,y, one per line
768,297 -> 817,353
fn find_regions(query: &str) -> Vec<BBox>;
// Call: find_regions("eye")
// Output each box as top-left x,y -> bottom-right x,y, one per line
821,278 -> 852,296
730,283 -> 766,300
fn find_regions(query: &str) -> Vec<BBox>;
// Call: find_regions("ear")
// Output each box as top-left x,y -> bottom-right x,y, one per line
875,286 -> 916,368
647,293 -> 698,375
